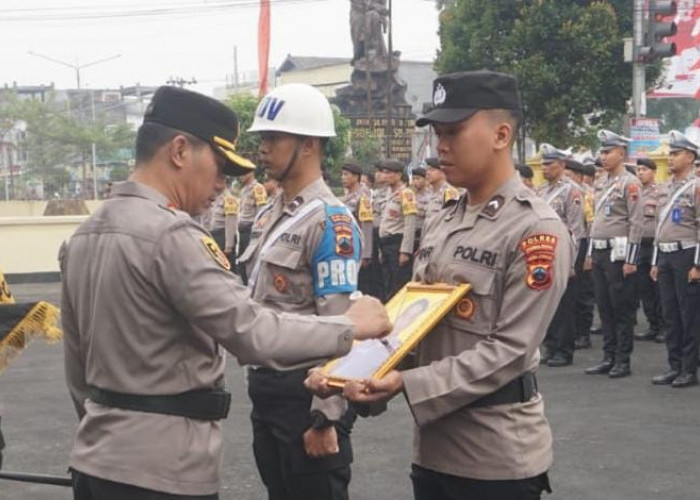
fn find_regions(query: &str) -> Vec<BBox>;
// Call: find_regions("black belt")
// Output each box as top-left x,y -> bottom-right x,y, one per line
379,234 -> 403,245
239,222 -> 253,232
468,372 -> 538,409
87,386 -> 231,421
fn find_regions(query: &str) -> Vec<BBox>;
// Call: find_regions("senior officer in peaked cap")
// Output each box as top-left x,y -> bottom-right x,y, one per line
61,86 -> 391,500
325,70 -> 573,500
537,145 -> 585,367
650,130 -> 700,388
584,129 -> 643,378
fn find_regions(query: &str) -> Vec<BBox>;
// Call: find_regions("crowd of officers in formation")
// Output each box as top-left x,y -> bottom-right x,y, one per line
515,130 -> 700,387
202,156 -> 462,304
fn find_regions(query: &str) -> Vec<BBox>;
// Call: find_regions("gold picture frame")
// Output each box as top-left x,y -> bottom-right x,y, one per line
322,282 -> 471,388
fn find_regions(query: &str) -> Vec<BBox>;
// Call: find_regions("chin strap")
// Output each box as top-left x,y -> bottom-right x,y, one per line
277,137 -> 305,183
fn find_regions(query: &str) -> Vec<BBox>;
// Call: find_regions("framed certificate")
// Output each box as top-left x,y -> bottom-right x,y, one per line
322,282 -> 471,387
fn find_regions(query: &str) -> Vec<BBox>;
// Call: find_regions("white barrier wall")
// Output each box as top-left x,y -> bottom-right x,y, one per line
0,200 -> 102,217
0,216 -> 87,274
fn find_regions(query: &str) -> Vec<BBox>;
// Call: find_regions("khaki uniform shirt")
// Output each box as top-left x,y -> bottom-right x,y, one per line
413,186 -> 431,230
641,183 -> 659,240
341,186 -> 374,259
403,174 -> 572,480
583,184 -> 595,238
240,177 -> 363,419
239,180 -> 267,225
425,182 -> 461,225
60,181 -> 356,495
208,190 -> 239,251
655,174 -> 700,244
379,185 -> 418,254
371,186 -> 391,228
537,177 -> 586,245
590,169 -> 643,243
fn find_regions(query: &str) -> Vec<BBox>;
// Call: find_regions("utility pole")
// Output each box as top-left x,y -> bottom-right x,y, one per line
385,0 -> 393,159
632,0 -> 645,118
233,46 -> 240,89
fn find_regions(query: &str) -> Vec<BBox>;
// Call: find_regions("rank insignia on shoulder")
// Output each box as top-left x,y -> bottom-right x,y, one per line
454,296 -> 476,320
358,197 -> 374,222
224,196 -> 239,216
482,195 -> 505,217
201,236 -> 231,271
253,184 -> 268,206
520,234 -> 558,291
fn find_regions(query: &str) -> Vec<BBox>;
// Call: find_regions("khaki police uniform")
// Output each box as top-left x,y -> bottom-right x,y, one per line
239,177 -> 363,499
425,182 -> 460,227
342,185 -> 374,297
574,181 -> 597,348
654,172 -> 700,381
208,189 -> 238,268
368,185 -> 391,301
537,176 -> 584,364
61,181 -> 358,496
412,185 -> 431,246
406,173 -> 572,486
636,180 -> 663,339
238,179 -> 268,281
379,183 -> 418,298
587,166 -> 644,374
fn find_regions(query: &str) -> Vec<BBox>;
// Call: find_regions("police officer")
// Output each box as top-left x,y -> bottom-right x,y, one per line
338,70 -> 572,500
634,157 -> 664,342
369,166 -> 390,301
569,157 -> 596,350
378,159 -> 418,298
516,163 -> 535,190
237,170 -> 268,282
585,130 -> 643,378
411,166 -> 431,248
650,131 -> 700,388
207,182 -> 238,269
241,83 -> 365,500
537,145 -> 584,367
341,160 -> 374,296
60,86 -> 391,500
424,157 -> 461,226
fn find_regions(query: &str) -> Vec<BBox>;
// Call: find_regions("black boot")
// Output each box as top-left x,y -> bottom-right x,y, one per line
547,353 -> 573,367
585,359 -> 614,375
608,362 -> 632,379
651,369 -> 679,385
671,372 -> 698,388
590,327 -> 602,336
574,336 -> 592,350
634,330 -> 657,341
654,331 -> 667,343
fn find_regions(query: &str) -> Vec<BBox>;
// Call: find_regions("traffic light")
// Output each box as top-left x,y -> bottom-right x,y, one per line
640,0 -> 678,61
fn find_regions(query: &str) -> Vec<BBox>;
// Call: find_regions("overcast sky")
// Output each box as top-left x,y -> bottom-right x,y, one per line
0,0 -> 441,96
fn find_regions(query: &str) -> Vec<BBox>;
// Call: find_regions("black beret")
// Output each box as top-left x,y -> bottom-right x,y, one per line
412,167 -> 427,177
144,86 -> 255,176
376,159 -> 404,173
565,159 -> 585,174
425,157 -> 441,169
342,161 -> 363,176
516,164 -> 533,179
625,164 -> 637,176
417,70 -> 522,127
583,165 -> 596,177
636,157 -> 657,170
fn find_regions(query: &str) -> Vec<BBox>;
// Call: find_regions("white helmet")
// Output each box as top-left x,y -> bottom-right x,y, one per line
248,83 -> 336,137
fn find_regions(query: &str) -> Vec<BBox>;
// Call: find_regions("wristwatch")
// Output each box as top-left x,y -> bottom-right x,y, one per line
309,410 -> 333,430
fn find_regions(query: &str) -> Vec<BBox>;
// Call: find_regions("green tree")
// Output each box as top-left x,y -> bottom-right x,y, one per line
350,132 -> 382,171
436,0 -> 662,149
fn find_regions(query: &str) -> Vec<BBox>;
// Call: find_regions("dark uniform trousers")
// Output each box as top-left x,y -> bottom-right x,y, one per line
237,223 -> 253,283
574,239 -> 595,341
248,367 -> 355,500
657,248 -> 700,375
411,465 -> 552,500
637,238 -> 663,335
591,249 -> 636,364
380,234 -> 413,300
544,276 -> 578,360
359,228 -> 386,301
71,470 -> 219,500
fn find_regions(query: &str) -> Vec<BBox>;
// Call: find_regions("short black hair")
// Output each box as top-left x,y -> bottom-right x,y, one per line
516,163 -> 533,179
135,122 -> 206,164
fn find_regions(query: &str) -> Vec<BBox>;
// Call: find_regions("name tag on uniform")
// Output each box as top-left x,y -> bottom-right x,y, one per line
604,203 -> 612,216
672,207 -> 682,223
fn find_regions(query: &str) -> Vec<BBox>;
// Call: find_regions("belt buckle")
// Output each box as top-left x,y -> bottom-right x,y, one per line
660,242 -> 678,253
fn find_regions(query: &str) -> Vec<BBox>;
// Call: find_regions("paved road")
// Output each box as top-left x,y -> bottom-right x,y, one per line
1,283 -> 699,499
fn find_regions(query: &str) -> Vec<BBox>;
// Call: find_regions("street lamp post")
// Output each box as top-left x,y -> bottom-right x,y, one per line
27,51 -> 121,199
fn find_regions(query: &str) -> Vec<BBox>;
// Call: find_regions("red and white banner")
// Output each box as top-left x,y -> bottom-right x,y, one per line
648,0 -> 700,99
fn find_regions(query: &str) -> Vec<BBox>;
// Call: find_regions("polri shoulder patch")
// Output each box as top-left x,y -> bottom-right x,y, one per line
201,236 -> 231,270
520,233 -> 558,291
